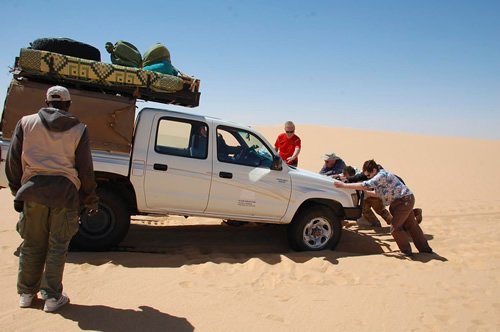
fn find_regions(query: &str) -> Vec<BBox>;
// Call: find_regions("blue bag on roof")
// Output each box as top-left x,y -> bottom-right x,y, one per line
143,60 -> 179,76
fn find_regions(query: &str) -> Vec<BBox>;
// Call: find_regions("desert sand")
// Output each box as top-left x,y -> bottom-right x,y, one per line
0,125 -> 499,331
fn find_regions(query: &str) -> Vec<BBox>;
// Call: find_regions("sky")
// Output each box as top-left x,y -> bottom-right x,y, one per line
0,0 -> 498,139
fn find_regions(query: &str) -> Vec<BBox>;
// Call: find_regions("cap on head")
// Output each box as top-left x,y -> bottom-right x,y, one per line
46,86 -> 71,102
322,152 -> 339,161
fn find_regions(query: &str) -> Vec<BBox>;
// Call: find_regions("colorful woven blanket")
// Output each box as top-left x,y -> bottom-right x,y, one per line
17,48 -> 189,93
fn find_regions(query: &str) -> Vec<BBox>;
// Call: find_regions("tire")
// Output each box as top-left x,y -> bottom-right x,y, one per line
30,38 -> 101,61
287,206 -> 342,251
71,188 -> 130,251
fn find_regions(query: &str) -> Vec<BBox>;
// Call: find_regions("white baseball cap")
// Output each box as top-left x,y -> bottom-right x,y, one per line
46,86 -> 71,102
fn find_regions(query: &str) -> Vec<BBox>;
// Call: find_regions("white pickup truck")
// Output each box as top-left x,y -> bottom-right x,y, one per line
0,107 -> 362,251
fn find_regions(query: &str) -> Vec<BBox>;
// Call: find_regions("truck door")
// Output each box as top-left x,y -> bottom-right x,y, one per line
143,115 -> 212,213
205,125 -> 291,220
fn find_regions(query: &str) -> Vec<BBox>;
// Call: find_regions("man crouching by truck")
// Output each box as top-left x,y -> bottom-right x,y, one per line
5,85 -> 98,312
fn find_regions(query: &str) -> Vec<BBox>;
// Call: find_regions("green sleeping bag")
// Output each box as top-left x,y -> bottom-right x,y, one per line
105,40 -> 142,68
143,43 -> 171,67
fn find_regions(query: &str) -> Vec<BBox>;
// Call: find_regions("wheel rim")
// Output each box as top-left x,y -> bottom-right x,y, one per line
79,202 -> 116,240
302,217 -> 333,249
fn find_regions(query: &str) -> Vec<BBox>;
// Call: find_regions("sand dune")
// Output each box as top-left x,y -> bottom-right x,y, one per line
0,126 -> 499,331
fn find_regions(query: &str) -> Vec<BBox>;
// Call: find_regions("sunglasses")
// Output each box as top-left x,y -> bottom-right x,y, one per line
285,130 -> 294,134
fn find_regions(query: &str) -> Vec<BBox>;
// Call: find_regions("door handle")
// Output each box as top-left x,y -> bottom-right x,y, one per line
219,171 -> 233,179
153,163 -> 168,171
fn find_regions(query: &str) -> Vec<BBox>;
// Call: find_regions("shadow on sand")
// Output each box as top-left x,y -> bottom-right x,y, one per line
50,304 -> 194,332
66,223 -> 446,267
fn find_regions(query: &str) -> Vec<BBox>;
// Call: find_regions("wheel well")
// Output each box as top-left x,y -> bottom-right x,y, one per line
293,198 -> 344,222
95,171 -> 137,214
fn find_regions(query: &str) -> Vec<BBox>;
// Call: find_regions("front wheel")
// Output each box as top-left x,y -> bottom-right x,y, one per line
71,188 -> 130,251
288,206 -> 342,251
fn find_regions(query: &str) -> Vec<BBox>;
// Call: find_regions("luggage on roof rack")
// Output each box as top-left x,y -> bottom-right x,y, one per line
143,43 -> 171,67
14,48 -> 200,107
29,37 -> 101,61
105,40 -> 142,68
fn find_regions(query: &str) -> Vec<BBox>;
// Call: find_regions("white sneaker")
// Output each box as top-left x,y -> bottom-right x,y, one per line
43,292 -> 69,312
19,293 -> 36,308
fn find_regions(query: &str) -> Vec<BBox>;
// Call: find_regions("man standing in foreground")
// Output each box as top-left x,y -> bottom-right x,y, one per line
274,121 -> 301,166
6,86 -> 98,312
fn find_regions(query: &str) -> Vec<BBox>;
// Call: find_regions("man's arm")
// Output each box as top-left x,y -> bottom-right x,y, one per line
5,121 -> 24,196
319,165 -> 334,176
336,172 -> 380,190
334,181 -> 366,191
347,173 -> 368,183
287,147 -> 300,163
75,127 -> 98,210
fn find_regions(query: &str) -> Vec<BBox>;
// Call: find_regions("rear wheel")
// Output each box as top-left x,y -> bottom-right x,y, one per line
288,206 -> 342,251
71,188 -> 130,251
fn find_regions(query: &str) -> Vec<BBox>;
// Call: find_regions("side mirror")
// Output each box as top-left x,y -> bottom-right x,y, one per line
271,155 -> 283,171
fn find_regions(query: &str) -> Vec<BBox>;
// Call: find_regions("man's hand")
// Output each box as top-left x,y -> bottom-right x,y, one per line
286,156 -> 295,163
333,174 -> 346,181
334,182 -> 345,188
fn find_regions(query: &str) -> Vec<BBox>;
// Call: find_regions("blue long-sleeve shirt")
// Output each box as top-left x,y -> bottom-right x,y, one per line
319,159 -> 346,176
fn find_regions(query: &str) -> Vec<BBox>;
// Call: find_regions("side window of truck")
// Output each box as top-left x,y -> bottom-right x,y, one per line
155,118 -> 208,159
216,126 -> 273,168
